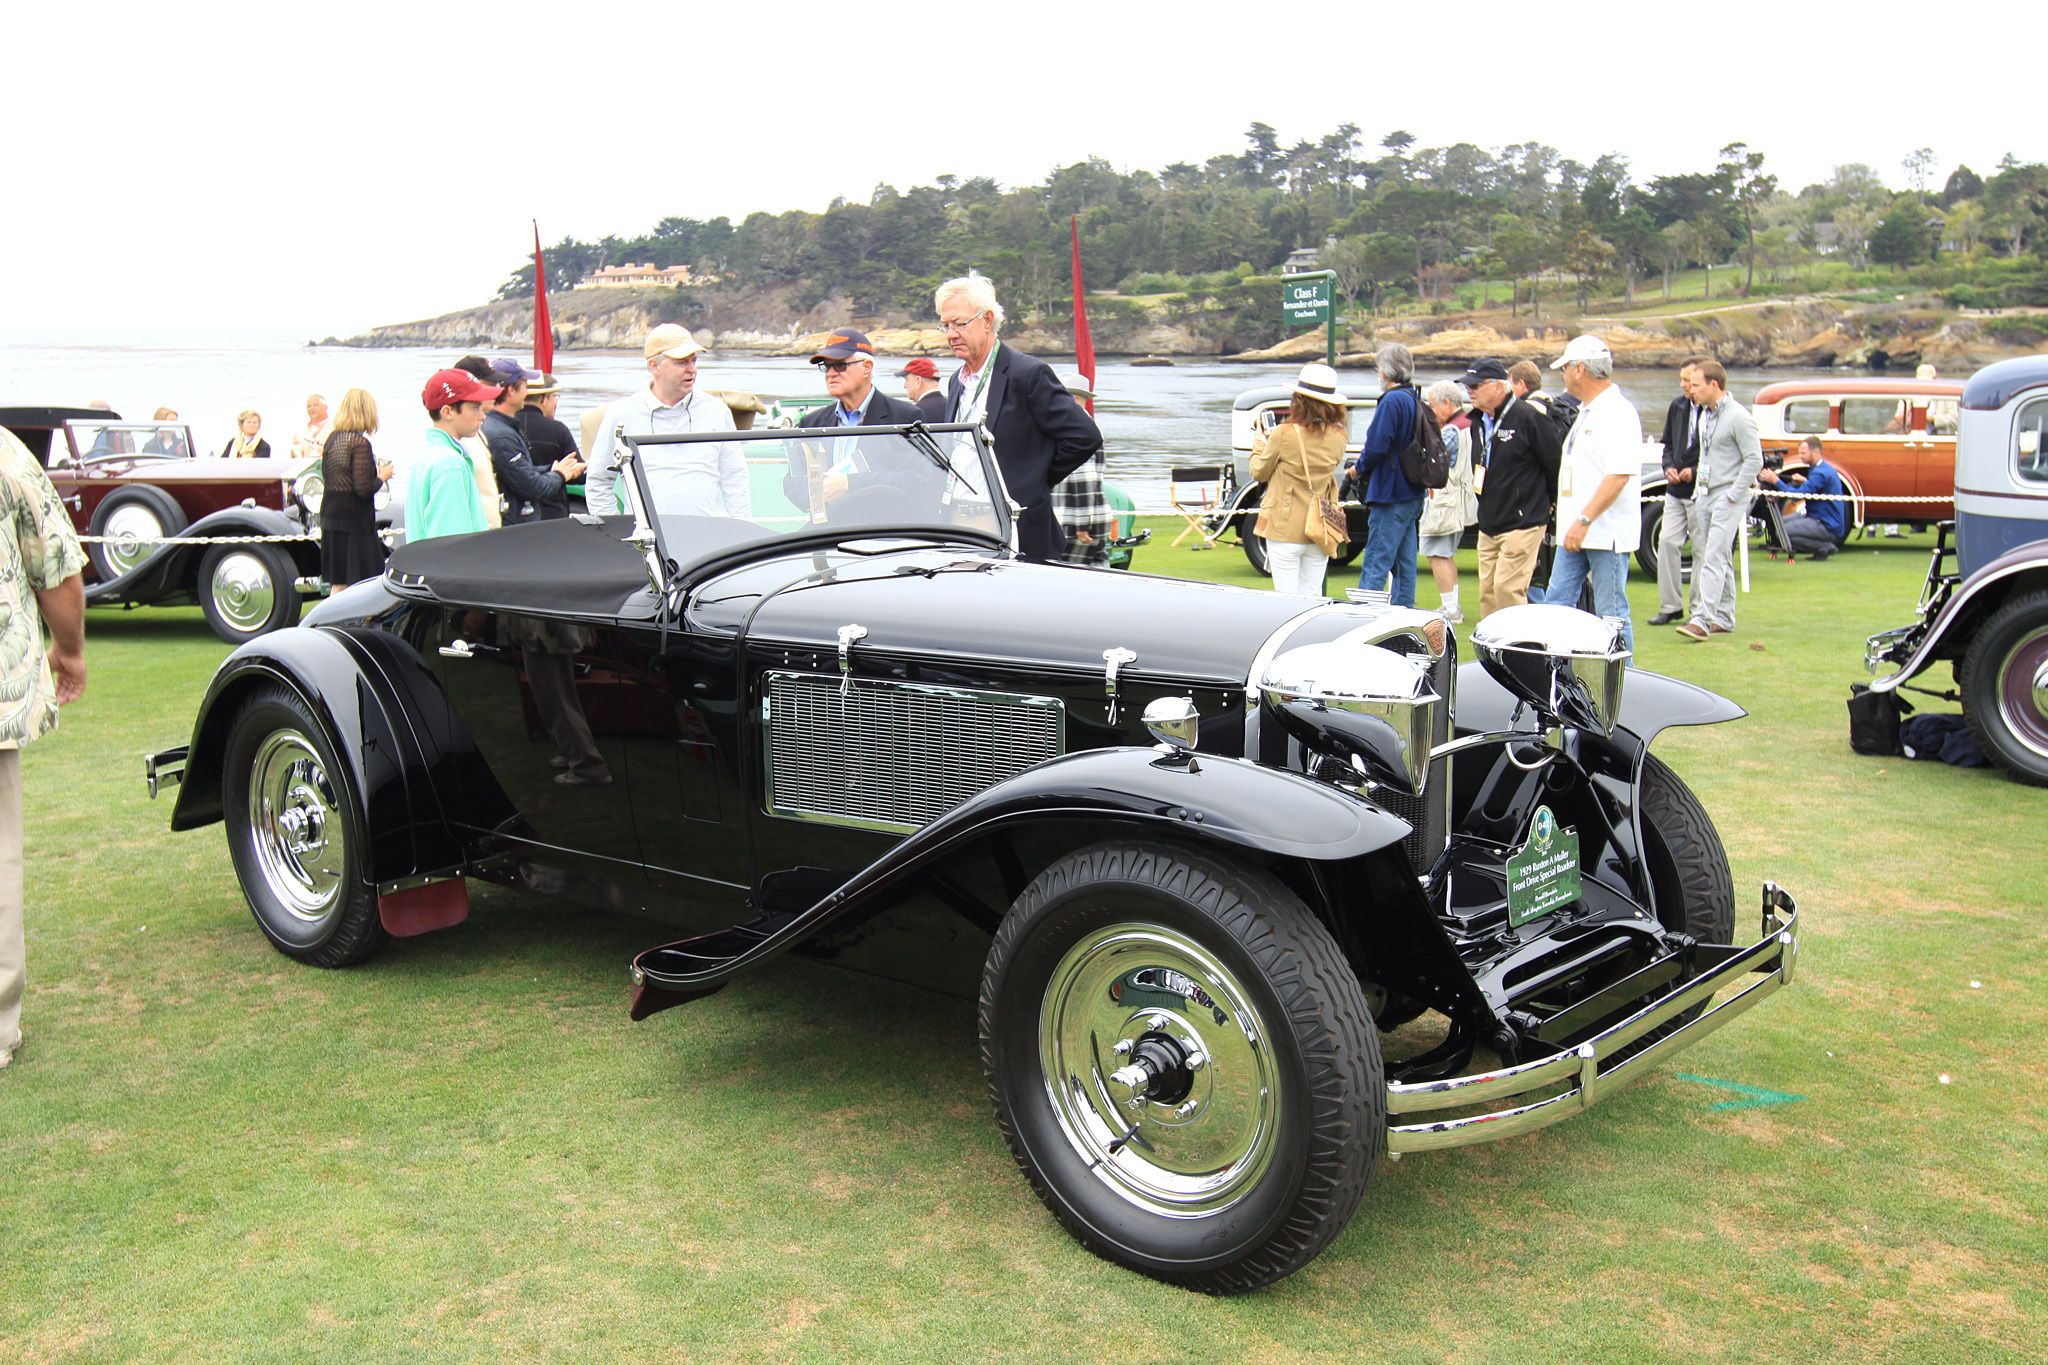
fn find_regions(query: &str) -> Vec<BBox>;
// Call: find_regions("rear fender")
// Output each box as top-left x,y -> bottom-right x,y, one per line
169,625 -> 497,888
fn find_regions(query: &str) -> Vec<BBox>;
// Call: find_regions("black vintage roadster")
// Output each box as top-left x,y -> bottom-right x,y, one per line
146,421 -> 1798,1293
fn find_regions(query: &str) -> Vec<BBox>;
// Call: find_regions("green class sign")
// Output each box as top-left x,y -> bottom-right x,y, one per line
1282,276 -> 1331,326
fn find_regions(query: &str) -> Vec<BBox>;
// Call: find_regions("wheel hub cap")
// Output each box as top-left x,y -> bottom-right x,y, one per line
249,734 -> 344,922
101,504 -> 165,574
1039,925 -> 1278,1215
211,553 -> 277,633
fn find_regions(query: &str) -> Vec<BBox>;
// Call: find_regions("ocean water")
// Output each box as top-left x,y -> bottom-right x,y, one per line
0,331 -> 1823,510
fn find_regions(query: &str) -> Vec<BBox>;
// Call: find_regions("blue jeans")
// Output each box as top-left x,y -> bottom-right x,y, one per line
1356,497 -> 1425,607
1543,546 -> 1634,654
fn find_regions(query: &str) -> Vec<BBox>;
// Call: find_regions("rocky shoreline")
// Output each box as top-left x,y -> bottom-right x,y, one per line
324,287 -> 2046,373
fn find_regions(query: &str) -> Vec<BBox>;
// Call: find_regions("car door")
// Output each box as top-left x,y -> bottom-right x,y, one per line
426,604 -> 648,887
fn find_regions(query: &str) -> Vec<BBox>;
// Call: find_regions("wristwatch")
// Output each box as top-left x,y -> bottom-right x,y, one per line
1576,514 -> 1593,527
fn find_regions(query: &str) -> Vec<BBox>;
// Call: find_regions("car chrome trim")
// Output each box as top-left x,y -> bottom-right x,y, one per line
142,746 -> 188,799
1240,602 -> 1354,758
763,672 -> 1066,833
374,871 -> 463,898
1385,883 -> 1798,1154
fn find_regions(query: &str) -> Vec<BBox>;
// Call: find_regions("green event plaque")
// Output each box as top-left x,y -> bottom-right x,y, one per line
1505,804 -> 1581,928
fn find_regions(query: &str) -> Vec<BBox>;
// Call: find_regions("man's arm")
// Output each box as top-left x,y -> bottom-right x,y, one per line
36,574 -> 86,705
1562,474 -> 1631,552
1028,365 -> 1103,486
1728,406 -> 1764,504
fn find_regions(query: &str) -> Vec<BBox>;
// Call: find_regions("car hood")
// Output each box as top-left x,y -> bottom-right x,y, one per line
700,549 -> 1323,687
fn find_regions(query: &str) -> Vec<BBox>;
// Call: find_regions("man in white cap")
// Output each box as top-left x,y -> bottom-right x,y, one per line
1537,335 -> 1642,652
585,324 -> 746,519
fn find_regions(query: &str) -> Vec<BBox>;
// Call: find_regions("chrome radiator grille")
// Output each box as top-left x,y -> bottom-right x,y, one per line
765,672 -> 1065,832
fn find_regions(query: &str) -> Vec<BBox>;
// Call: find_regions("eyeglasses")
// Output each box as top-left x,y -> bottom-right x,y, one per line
817,360 -> 860,374
940,316 -> 982,334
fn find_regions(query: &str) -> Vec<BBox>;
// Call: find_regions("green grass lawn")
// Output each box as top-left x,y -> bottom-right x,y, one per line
4,529 -> 2043,1364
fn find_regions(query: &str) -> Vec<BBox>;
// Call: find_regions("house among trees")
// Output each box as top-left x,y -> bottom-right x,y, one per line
582,263 -> 702,289
1281,247 -> 1324,274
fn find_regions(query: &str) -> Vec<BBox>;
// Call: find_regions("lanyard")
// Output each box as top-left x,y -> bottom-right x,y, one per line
957,340 -> 1000,421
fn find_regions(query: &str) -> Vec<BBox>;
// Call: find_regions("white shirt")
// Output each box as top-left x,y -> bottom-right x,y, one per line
584,384 -> 746,519
1555,383 -> 1643,552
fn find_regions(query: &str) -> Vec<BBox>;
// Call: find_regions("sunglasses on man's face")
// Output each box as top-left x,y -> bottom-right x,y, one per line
817,360 -> 859,374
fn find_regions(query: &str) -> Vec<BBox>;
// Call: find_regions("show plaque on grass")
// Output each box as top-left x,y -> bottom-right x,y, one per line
1506,804 -> 1580,927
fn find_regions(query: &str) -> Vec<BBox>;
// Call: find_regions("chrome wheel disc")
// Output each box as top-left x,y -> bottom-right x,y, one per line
1039,923 -> 1280,1216
101,503 -> 165,574
210,551 -> 278,634
247,731 -> 345,923
1996,623 -> 2048,759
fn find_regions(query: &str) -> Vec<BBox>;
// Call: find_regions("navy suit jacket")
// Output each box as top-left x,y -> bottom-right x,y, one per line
782,390 -> 928,510
946,343 -> 1101,561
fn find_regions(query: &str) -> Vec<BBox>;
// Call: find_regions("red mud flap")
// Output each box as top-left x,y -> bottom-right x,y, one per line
378,879 -> 470,937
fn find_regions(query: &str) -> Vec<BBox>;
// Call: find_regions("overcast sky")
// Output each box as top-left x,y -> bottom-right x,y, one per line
8,0 -> 2033,338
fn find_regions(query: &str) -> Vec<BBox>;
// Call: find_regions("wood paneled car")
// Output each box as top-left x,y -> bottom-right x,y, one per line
1,407 -> 323,641
145,421 -> 1798,1292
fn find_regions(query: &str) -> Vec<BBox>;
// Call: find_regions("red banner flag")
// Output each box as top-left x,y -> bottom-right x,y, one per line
532,220 -> 554,377
1069,215 -> 1095,415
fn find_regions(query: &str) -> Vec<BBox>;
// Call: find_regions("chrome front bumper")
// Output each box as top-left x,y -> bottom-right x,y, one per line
1386,883 -> 1799,1154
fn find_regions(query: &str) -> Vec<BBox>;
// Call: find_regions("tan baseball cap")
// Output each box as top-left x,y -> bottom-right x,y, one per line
644,324 -> 711,361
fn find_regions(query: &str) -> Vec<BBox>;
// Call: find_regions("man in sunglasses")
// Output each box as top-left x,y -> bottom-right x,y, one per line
781,328 -> 923,515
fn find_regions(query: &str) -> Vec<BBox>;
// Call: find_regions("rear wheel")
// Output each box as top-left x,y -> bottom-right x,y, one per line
222,686 -> 386,966
981,842 -> 1381,1293
87,485 -> 186,579
1961,589 -> 2048,786
199,543 -> 302,642
1639,753 -> 1735,945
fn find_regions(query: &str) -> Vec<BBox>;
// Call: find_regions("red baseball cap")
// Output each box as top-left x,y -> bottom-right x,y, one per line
896,357 -> 939,380
421,368 -> 503,413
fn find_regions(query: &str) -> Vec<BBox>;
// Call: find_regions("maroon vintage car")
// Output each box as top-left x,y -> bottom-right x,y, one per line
1,407 -> 325,642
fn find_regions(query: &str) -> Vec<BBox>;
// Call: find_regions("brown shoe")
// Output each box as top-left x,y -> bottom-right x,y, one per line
1675,622 -> 1709,641
1706,624 -> 1734,636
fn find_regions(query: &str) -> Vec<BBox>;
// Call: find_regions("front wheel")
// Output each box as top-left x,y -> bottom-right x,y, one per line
199,543 -> 302,642
222,685 -> 387,966
981,843 -> 1382,1294
1961,589 -> 2048,786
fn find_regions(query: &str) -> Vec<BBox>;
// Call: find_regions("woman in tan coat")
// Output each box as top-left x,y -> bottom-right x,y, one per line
1250,363 -> 1350,596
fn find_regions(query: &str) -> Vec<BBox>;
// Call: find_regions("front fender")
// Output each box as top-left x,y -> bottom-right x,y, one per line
86,504 -> 314,604
631,748 -> 1414,1003
168,625 -> 434,887
1453,659 -> 1744,744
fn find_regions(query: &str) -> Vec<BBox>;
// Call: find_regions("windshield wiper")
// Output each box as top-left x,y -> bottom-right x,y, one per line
903,421 -> 982,497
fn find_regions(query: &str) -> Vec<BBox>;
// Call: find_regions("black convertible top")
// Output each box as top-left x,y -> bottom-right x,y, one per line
385,513 -> 776,617
388,515 -> 654,617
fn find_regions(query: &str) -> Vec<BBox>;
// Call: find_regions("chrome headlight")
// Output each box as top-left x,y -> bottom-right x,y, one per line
1470,604 -> 1629,734
292,467 -> 325,514
1258,641 -> 1440,794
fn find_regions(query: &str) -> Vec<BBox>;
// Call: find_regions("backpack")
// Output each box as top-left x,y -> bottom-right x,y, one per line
1396,384 -> 1450,490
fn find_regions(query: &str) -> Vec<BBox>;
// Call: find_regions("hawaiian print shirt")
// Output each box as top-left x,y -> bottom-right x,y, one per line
0,429 -> 86,749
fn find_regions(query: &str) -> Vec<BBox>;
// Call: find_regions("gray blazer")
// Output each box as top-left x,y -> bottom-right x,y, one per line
1697,395 -> 1762,500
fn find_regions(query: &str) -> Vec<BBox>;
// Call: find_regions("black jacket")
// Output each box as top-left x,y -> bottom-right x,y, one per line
517,408 -> 578,520
946,344 -> 1101,561
482,408 -> 566,523
914,389 -> 949,423
781,390 -> 928,511
1658,395 -> 1700,501
1473,394 -> 1564,537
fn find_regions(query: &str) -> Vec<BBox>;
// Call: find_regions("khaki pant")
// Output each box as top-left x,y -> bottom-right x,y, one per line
0,749 -> 21,1055
1478,526 -> 1546,619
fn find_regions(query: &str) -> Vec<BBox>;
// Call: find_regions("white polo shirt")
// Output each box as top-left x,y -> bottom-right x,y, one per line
1555,383 -> 1643,552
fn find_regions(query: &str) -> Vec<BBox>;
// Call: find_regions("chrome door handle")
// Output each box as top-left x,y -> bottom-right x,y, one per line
439,639 -> 501,659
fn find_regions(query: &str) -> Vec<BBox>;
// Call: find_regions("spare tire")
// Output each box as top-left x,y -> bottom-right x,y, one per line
87,485 -> 187,580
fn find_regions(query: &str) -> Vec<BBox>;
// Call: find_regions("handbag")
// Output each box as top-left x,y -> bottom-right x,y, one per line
1308,486 -> 1349,558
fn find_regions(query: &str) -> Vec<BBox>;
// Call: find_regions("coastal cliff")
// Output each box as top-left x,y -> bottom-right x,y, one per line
328,287 -> 2046,371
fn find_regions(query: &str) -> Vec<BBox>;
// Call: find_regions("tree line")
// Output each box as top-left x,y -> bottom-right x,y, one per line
495,126 -> 2048,326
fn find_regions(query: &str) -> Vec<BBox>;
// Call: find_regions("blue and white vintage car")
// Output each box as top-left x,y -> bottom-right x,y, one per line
1865,354 -> 2048,785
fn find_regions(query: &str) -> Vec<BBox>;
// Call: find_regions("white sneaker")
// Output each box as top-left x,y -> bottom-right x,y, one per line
1439,605 -> 1465,625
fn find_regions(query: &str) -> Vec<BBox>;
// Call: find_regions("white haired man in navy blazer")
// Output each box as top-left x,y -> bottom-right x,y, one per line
937,274 -> 1102,562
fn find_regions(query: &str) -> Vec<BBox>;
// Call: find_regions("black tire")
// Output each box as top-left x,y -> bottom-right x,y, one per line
222,685 -> 387,967
1960,589 -> 2048,786
1638,753 -> 1736,946
87,485 -> 186,580
1236,487 -> 1271,577
198,543 -> 302,643
981,842 -> 1382,1294
1636,498 -> 1698,584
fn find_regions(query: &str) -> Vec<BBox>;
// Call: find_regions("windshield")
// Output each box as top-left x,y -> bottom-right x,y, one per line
61,421 -> 194,465
619,423 -> 1011,570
